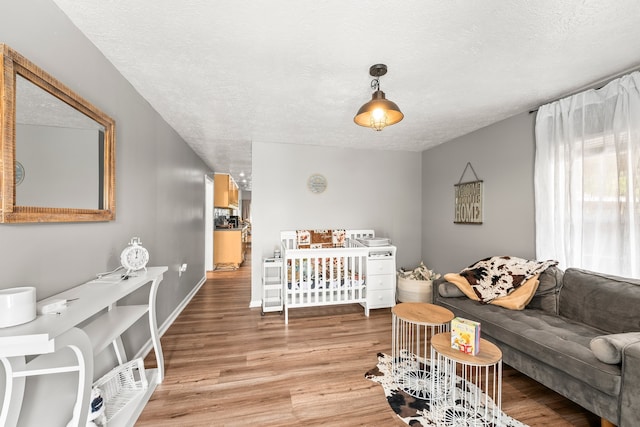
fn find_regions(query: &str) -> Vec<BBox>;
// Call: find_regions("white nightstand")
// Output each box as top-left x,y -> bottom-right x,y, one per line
361,246 -> 397,314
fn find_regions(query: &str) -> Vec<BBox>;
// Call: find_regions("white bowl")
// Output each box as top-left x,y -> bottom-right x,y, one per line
0,287 -> 36,328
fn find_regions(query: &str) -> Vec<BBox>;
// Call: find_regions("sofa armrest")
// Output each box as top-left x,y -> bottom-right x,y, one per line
620,340 -> 640,426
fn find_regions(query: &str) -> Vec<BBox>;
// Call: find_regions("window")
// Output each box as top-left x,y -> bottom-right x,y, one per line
534,72 -> 640,277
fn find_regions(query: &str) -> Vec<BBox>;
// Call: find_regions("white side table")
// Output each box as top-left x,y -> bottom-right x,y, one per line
262,257 -> 283,315
431,332 -> 503,426
391,302 -> 454,399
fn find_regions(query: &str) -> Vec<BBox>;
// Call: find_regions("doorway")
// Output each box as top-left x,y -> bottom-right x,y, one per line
204,175 -> 214,272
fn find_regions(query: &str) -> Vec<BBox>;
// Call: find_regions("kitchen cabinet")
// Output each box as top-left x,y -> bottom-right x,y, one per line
214,228 -> 245,269
214,174 -> 239,208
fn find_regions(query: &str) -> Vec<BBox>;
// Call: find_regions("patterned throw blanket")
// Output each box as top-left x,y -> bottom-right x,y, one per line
460,256 -> 558,303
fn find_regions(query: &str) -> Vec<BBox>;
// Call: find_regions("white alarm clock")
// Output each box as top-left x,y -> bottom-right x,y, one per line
120,237 -> 149,276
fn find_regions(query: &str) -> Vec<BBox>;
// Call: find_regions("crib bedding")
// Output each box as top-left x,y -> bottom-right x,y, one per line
296,229 -> 346,249
286,257 -> 364,290
287,277 -> 364,290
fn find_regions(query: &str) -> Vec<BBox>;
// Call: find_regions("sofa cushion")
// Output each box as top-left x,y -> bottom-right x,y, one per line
590,332 -> 640,364
527,266 -> 564,314
559,268 -> 640,333
436,297 -> 622,396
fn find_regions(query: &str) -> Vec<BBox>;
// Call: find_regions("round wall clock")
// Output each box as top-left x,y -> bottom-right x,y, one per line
15,161 -> 25,186
307,174 -> 327,194
120,237 -> 149,275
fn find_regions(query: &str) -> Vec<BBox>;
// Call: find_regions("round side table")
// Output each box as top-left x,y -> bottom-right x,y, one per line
431,332 -> 503,426
391,302 -> 455,399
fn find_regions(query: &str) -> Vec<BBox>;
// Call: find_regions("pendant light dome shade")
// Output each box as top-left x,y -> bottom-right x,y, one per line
354,64 -> 403,131
354,90 -> 404,131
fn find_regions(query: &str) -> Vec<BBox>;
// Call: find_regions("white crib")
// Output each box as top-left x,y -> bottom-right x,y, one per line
280,230 -> 374,324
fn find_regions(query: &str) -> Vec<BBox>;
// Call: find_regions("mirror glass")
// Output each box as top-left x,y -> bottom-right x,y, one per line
16,75 -> 105,209
1,44 -> 115,223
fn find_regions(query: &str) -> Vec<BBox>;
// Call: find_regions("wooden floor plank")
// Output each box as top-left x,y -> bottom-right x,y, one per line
137,247 -> 600,426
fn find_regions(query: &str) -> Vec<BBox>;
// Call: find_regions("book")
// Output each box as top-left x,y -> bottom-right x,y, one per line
451,317 -> 481,355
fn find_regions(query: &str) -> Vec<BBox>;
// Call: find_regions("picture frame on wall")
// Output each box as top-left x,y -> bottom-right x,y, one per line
454,162 -> 483,224
454,180 -> 483,224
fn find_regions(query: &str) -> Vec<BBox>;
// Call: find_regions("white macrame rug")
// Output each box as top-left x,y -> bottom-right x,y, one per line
365,352 -> 529,427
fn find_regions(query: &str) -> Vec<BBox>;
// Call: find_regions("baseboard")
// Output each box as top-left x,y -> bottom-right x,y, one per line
133,275 -> 207,360
249,299 -> 262,308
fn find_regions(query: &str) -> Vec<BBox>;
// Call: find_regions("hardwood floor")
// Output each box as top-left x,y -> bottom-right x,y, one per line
137,248 -> 600,426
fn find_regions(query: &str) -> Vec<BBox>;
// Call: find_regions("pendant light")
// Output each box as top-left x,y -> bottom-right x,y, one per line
354,64 -> 404,131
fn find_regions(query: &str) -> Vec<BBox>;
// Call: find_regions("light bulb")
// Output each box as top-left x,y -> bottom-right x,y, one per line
372,108 -> 386,120
370,108 -> 388,131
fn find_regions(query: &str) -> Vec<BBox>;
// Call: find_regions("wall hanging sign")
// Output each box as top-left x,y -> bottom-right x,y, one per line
454,162 -> 483,224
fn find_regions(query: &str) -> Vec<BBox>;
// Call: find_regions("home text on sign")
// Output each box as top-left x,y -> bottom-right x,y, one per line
454,181 -> 483,224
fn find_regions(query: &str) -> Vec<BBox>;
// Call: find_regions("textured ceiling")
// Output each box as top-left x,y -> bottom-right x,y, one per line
51,1 -> 640,191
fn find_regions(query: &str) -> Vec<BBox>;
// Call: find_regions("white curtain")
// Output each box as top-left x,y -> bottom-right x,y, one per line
535,71 -> 640,277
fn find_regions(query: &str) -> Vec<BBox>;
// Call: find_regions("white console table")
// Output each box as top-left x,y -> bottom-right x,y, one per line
0,266 -> 168,427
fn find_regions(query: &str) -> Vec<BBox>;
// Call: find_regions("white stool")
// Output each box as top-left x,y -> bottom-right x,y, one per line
391,302 -> 454,399
431,332 -> 503,426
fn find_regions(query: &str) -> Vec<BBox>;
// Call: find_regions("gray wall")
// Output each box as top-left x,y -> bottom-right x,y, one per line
0,0 -> 209,361
421,111 -> 537,274
252,141 -> 422,306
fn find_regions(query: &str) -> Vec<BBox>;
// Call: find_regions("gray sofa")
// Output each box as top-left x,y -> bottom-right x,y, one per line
433,267 -> 640,427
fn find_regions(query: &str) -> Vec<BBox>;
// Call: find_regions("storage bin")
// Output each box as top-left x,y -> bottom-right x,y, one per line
397,275 -> 433,303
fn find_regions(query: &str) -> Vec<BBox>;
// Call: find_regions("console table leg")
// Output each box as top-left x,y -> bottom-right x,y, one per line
148,276 -> 165,381
112,336 -> 128,365
56,327 -> 94,427
0,356 -> 25,427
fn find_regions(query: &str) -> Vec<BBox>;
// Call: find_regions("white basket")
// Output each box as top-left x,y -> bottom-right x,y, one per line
397,275 -> 433,303
93,358 -> 148,422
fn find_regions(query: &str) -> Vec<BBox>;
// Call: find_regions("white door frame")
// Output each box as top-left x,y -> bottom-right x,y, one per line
204,174 -> 214,271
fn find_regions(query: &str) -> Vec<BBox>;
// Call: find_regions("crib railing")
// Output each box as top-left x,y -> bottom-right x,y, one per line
280,241 -> 369,324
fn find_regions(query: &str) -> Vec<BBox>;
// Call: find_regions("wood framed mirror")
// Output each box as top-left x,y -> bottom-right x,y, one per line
0,44 -> 115,223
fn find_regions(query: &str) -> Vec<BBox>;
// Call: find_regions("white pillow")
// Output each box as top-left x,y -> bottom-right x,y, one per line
590,332 -> 640,364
